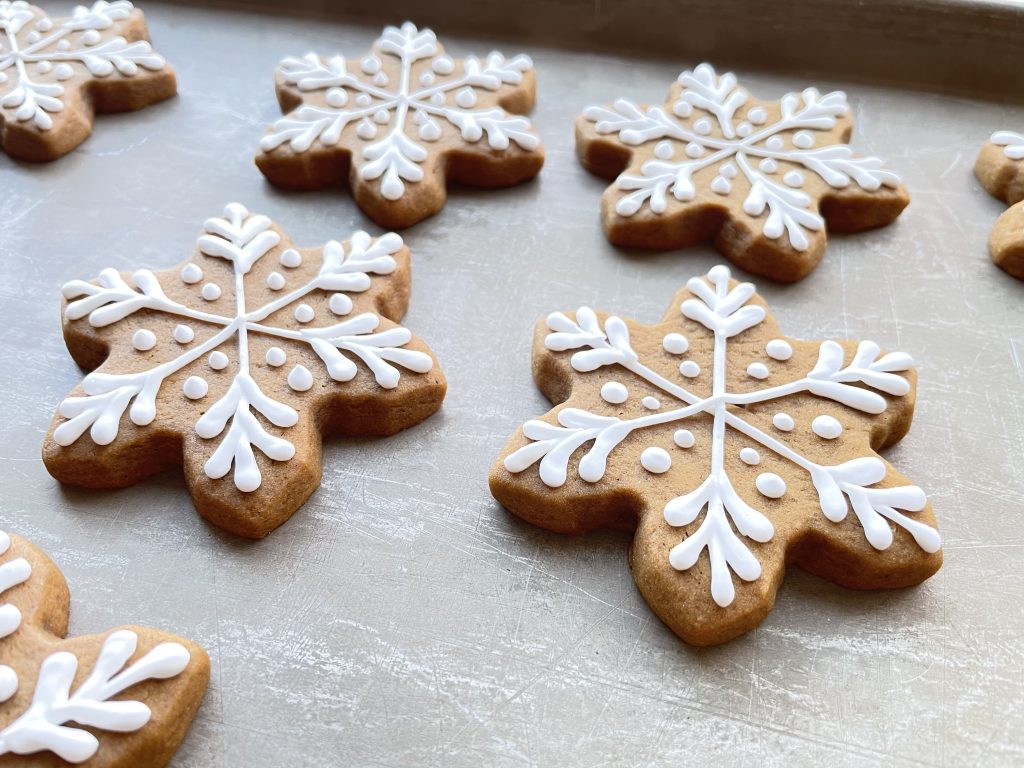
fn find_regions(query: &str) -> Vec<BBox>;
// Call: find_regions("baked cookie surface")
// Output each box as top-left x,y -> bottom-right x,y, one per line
0,530 -> 208,766
576,64 -> 908,282
256,22 -> 544,229
490,265 -> 941,645
0,0 -> 175,161
975,130 -> 1024,279
43,203 -> 447,539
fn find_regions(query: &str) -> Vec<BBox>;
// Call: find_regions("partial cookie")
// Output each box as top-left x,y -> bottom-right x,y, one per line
43,202 -> 447,539
0,529 -> 208,765
0,1 -> 176,162
256,22 -> 544,229
490,265 -> 941,646
576,63 -> 908,282
974,130 -> 1024,279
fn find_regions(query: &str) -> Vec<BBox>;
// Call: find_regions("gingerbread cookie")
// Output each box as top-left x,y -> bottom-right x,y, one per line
256,22 -> 544,229
974,130 -> 1024,279
0,1 -> 175,162
576,63 -> 908,282
490,265 -> 941,645
44,203 -> 447,539
0,529 -> 208,765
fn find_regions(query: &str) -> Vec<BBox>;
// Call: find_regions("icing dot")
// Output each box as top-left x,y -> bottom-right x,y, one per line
183,376 -> 208,400
601,381 -> 628,404
329,293 -> 353,315
267,271 -> 286,290
430,92 -> 445,107
793,130 -> 815,149
280,248 -> 302,268
740,447 -> 760,465
81,29 -> 101,45
201,283 -> 221,301
432,56 -> 454,75
360,56 -> 381,74
756,473 -> 787,498
373,108 -> 390,125
294,304 -> 315,323
674,429 -> 695,449
418,119 -> 442,141
720,162 -> 737,179
0,666 -> 16,703
356,118 -> 377,140
642,396 -> 660,410
710,176 -> 731,195
132,329 -> 156,351
759,158 -> 778,174
419,71 -> 435,86
679,360 -> 700,378
685,142 -> 704,158
265,347 -> 286,367
736,122 -> 752,137
288,364 -> 314,392
209,351 -> 229,370
693,118 -> 712,135
640,447 -> 672,474
36,60 -> 52,74
355,93 -> 372,107
765,339 -> 793,361
773,413 -> 795,431
662,333 -> 689,355
36,17 -> 53,30
672,100 -> 692,118
746,362 -> 769,379
54,63 -> 73,80
373,72 -> 389,87
766,136 -> 785,150
654,141 -> 674,160
56,39 -> 70,51
812,415 -> 843,439
181,264 -> 202,284
325,88 -> 347,108
747,106 -> 767,124
784,170 -> 805,188
455,87 -> 477,108
173,324 -> 194,344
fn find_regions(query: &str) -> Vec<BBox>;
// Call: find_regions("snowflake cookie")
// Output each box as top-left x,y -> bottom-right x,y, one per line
576,63 -> 909,282
0,1 -> 175,161
490,265 -> 941,645
255,22 -> 544,229
43,203 -> 447,539
0,530 -> 208,766
974,130 -> 1024,280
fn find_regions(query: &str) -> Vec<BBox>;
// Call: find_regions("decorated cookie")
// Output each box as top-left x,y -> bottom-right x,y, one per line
255,22 -> 544,229
43,203 -> 447,539
490,265 -> 941,645
576,64 -> 908,282
974,130 -> 1024,279
0,530 -> 208,765
0,1 -> 175,161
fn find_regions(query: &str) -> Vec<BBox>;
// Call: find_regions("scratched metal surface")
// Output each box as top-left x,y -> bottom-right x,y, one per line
1,3 -> 1023,766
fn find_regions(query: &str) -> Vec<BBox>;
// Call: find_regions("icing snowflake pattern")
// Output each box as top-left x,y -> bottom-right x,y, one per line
259,21 -> 540,201
0,531 -> 203,763
51,203 -> 436,497
582,63 -> 901,252
502,265 -> 940,609
0,0 -> 165,130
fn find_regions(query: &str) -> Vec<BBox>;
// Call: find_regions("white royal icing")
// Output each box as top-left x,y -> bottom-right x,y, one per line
0,531 -> 31,704
0,1 -> 166,131
55,204 -> 435,493
812,414 -> 843,439
506,264 -> 938,608
992,130 -> 1024,161
583,63 -> 901,251
261,22 -> 540,200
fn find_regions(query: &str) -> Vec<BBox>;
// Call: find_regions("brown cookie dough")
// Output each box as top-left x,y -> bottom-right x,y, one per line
974,130 -> 1024,280
576,63 -> 909,282
255,22 -> 544,229
490,265 -> 941,646
0,1 -> 176,162
0,529 -> 208,766
43,203 -> 447,539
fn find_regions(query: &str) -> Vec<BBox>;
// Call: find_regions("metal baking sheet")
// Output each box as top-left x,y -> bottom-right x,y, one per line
2,3 -> 1023,765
